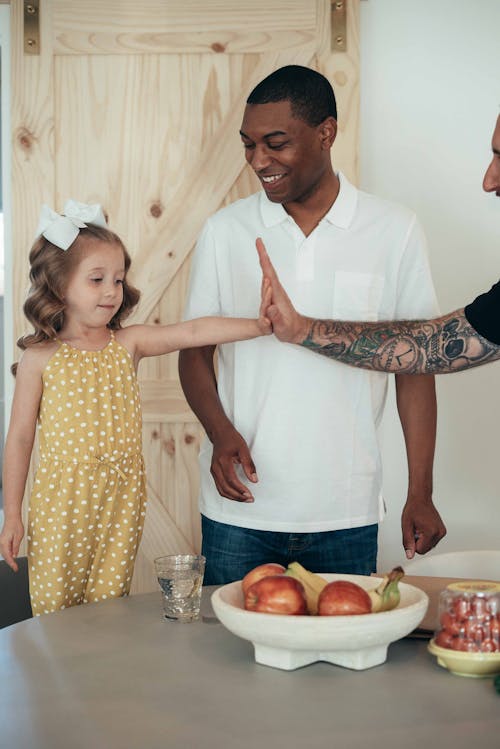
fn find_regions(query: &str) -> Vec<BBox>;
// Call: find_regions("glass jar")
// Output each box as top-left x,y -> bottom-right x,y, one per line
434,581 -> 500,653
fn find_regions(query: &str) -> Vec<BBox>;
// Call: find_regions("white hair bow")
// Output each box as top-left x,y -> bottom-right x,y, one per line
35,199 -> 108,250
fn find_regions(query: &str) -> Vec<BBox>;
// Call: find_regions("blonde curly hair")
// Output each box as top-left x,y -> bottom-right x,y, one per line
13,224 -> 140,374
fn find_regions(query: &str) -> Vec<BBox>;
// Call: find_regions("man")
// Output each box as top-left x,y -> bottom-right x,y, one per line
179,66 -> 445,585
257,115 -> 500,375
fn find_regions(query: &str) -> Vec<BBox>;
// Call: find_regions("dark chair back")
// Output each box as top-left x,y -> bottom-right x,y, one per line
0,557 -> 33,628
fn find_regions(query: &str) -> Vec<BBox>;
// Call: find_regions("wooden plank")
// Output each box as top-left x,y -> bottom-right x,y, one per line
53,29 -> 317,56
139,381 -> 197,422
53,0 -> 317,55
171,423 -> 203,551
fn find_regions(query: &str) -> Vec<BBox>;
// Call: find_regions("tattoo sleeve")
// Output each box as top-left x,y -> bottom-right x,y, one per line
301,309 -> 500,374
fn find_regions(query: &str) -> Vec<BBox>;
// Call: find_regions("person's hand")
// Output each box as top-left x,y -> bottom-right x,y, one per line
211,425 -> 258,502
258,278 -> 273,336
401,494 -> 447,559
256,238 -> 309,343
0,517 -> 25,572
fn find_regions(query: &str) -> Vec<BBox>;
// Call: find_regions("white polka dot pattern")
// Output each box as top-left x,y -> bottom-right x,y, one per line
27,332 -> 147,616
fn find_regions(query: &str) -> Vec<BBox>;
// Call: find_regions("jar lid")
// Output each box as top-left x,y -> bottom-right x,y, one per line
446,581 -> 500,594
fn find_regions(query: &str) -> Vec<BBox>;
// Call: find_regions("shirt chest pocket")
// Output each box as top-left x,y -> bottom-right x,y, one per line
332,272 -> 385,321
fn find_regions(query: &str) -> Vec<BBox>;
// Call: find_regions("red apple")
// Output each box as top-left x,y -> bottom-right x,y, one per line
241,563 -> 286,596
244,575 -> 308,615
318,580 -> 372,616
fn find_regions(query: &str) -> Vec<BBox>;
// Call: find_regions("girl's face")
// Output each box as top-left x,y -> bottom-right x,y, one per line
63,241 -> 126,328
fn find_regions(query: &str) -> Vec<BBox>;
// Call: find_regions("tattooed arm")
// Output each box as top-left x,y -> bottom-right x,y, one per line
256,238 -> 500,374
299,311 -> 500,374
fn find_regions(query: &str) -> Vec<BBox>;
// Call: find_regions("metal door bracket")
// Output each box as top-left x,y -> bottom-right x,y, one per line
24,1 -> 40,55
331,0 -> 347,52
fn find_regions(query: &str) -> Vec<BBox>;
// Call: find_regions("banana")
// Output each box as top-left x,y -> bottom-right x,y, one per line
285,561 -> 328,615
367,566 -> 404,613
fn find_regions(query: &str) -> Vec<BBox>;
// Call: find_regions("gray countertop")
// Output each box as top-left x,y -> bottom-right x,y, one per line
1,588 -> 499,749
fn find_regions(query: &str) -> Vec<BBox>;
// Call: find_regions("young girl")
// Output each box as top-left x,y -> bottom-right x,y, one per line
0,200 -> 271,616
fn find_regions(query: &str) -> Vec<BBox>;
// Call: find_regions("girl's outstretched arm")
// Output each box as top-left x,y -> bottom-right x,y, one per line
0,349 -> 45,571
123,281 -> 272,361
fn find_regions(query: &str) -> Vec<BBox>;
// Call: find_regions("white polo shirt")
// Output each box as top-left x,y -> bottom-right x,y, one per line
184,173 -> 439,532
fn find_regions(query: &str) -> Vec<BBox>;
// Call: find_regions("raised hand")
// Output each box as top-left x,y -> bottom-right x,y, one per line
256,238 -> 309,343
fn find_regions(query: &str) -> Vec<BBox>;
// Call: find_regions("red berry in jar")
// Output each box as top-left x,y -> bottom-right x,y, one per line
451,595 -> 471,621
440,611 -> 465,637
481,638 -> 499,653
464,618 -> 486,644
434,629 -> 455,649
470,595 -> 489,621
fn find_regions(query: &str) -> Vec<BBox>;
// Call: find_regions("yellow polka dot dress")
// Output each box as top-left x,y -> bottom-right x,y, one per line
27,332 -> 147,616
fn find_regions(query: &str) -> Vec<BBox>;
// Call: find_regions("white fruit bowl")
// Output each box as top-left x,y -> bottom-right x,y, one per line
211,573 -> 428,671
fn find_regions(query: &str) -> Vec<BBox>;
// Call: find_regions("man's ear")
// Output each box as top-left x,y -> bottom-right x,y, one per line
318,116 -> 337,150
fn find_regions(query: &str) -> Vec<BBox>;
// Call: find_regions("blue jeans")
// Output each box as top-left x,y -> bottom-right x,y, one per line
201,515 -> 378,585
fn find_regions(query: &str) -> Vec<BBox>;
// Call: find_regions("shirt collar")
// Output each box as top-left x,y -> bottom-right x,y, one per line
323,172 -> 358,229
258,171 -> 358,229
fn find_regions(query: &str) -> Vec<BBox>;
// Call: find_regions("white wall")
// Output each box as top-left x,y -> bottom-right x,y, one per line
359,0 -> 500,571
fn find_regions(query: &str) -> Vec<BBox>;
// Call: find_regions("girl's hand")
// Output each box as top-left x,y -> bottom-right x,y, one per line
0,518 -> 25,572
258,278 -> 273,336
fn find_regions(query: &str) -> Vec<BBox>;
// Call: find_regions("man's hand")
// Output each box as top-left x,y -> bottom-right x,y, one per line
256,238 -> 309,343
401,495 -> 447,559
211,425 -> 258,502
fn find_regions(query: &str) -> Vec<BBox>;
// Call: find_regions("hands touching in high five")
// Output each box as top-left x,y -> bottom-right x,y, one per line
256,238 -> 309,345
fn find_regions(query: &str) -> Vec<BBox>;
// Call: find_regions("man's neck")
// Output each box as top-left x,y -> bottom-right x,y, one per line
283,171 -> 340,237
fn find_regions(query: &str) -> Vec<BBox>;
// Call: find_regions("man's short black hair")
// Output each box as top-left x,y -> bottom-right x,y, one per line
246,65 -> 337,127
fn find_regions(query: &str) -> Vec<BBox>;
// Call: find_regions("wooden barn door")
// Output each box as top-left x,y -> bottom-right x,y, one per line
11,0 -> 360,593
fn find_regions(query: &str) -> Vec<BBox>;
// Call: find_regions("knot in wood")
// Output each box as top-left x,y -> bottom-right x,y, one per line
17,127 -> 35,153
149,201 -> 164,218
211,42 -> 226,53
164,438 -> 176,455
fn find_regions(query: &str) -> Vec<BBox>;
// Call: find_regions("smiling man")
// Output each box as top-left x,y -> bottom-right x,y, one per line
257,115 -> 500,375
179,66 -> 446,585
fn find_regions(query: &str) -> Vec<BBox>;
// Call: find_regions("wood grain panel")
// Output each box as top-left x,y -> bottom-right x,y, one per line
53,0 -> 317,55
54,30 -> 319,56
139,381 -> 195,422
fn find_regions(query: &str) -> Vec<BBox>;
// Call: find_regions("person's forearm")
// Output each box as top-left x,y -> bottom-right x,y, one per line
395,374 -> 436,497
176,317 -> 264,351
178,346 -> 233,442
297,309 -> 500,374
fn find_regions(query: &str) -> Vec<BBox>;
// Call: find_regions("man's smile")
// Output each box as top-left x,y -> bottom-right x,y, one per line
261,173 -> 286,183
